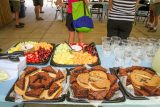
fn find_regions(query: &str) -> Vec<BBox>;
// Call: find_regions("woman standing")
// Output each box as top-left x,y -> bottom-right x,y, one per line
58,0 -> 88,44
107,0 -> 140,39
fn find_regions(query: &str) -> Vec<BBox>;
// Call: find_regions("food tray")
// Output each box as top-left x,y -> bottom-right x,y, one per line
50,43 -> 101,67
111,67 -> 159,100
7,42 -> 55,65
66,68 -> 126,103
5,66 -> 67,103
5,85 -> 65,103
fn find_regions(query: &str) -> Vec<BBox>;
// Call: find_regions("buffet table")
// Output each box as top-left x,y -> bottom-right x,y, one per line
0,45 -> 160,107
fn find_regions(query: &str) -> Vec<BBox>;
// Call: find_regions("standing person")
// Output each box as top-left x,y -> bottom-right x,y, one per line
33,0 -> 44,20
146,6 -> 154,28
58,0 -> 88,44
107,0 -> 140,39
11,0 -> 25,28
148,0 -> 160,32
40,0 -> 44,13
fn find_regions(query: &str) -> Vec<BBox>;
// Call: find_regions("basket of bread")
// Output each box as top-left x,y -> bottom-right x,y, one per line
5,66 -> 66,102
115,66 -> 160,99
67,65 -> 125,103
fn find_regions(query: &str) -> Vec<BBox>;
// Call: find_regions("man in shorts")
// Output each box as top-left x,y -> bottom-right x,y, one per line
11,0 -> 25,28
33,0 -> 44,20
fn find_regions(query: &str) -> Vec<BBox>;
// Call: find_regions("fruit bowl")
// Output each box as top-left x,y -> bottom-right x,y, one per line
51,42 -> 101,67
8,41 -> 54,65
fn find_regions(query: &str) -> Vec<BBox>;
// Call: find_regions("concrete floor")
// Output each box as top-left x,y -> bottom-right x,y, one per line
0,1 -> 160,107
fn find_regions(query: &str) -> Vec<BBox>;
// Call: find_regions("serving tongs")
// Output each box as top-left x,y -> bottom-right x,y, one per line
0,51 -> 24,62
0,51 -> 24,56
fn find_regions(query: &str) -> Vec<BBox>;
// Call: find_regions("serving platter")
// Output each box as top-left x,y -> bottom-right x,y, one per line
111,66 -> 160,100
5,66 -> 67,103
7,41 -> 55,65
50,42 -> 101,67
66,66 -> 126,103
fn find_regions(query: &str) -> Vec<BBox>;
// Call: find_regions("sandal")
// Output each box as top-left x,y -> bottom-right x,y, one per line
145,23 -> 152,28
15,24 -> 24,28
36,17 -> 44,21
40,11 -> 44,13
19,22 -> 25,25
148,27 -> 157,32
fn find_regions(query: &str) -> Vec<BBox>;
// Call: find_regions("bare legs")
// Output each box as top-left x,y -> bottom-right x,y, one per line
35,5 -> 40,18
148,10 -> 154,26
148,4 -> 159,32
40,0 -> 44,13
68,31 -> 84,44
68,31 -> 75,44
77,32 -> 84,43
35,5 -> 44,20
15,11 -> 20,25
154,15 -> 159,28
15,11 -> 24,28
40,6 -> 43,12
40,5 -> 44,13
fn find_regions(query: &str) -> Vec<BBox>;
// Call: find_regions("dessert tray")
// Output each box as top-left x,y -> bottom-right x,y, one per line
5,66 -> 67,102
112,66 -> 160,100
67,65 -> 125,103
8,41 -> 54,65
50,42 -> 101,67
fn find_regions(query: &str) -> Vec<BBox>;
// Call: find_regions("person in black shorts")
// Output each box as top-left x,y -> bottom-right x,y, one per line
33,0 -> 44,20
107,0 -> 140,39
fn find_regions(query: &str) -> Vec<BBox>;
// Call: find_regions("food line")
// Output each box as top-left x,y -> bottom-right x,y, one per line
0,41 -> 160,107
